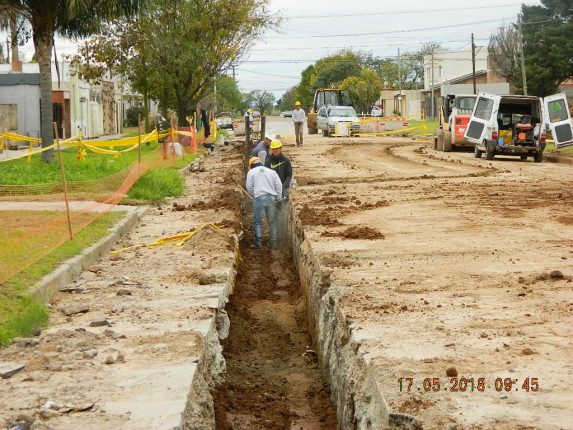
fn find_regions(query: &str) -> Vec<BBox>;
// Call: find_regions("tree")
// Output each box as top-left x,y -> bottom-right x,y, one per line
294,65 -> 315,108
0,1 -> 141,162
279,86 -> 297,111
312,50 -> 363,89
340,70 -> 383,114
521,0 -> 573,96
246,90 -> 275,115
488,25 -> 521,91
74,0 -> 277,127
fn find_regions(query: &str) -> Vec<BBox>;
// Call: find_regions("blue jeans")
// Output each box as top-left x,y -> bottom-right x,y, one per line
253,194 -> 277,247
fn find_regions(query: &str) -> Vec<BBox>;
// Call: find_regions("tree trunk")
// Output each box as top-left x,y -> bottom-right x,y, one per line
33,25 -> 54,163
10,15 -> 18,66
143,88 -> 149,132
176,98 -> 188,127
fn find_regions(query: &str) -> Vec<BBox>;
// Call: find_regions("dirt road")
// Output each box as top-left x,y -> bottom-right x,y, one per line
288,134 -> 573,429
1,131 -> 571,429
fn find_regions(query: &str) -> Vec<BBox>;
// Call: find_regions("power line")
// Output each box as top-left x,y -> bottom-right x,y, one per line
286,3 -> 524,19
263,17 -> 517,39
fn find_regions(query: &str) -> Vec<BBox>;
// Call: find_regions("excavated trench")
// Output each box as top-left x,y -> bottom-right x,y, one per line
180,145 -> 404,430
211,199 -> 338,428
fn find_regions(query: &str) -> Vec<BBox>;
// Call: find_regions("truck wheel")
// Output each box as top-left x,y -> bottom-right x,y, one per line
520,154 -> 528,160
533,151 -> 543,163
308,127 -> 318,135
322,129 -> 329,137
436,133 -> 444,151
474,145 -> 483,158
485,142 -> 495,160
433,136 -> 438,150
443,133 -> 452,152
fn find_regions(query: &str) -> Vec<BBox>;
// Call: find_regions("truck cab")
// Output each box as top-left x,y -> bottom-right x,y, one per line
464,92 -> 573,162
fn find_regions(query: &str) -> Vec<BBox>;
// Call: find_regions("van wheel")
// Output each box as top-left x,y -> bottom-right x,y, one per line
533,151 -> 543,163
520,154 -> 528,160
474,145 -> 483,158
485,143 -> 495,160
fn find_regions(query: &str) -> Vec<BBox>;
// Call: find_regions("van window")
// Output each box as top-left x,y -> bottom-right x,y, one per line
548,99 -> 567,123
474,98 -> 494,120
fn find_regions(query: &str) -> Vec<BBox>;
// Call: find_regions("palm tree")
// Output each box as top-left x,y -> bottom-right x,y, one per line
0,1 -> 142,162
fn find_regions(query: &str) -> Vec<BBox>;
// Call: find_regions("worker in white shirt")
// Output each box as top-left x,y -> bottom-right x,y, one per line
246,156 -> 283,249
292,101 -> 305,146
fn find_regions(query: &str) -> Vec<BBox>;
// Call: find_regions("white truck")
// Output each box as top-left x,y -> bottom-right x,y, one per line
464,92 -> 573,162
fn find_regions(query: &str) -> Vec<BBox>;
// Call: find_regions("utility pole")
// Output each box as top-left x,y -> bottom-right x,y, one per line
518,18 -> 528,95
471,33 -> 477,95
430,49 -> 435,119
232,64 -> 236,82
398,48 -> 403,115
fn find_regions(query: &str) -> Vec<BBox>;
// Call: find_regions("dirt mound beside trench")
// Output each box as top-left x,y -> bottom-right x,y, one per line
298,204 -> 341,226
323,226 -> 385,240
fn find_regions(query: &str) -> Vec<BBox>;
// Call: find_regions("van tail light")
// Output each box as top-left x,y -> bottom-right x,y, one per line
492,129 -> 498,141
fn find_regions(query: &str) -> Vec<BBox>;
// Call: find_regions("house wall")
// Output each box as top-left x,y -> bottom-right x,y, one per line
424,48 -> 489,90
0,85 -> 41,138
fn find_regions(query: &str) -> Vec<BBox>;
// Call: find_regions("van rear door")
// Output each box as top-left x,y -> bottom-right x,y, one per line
543,93 -> 573,148
464,94 -> 499,144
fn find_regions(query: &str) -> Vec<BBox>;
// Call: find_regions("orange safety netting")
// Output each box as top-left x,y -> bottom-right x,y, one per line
0,130 -> 200,286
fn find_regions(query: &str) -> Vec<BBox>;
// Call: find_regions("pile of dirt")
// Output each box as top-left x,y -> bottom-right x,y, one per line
323,226 -> 385,240
216,218 -> 242,234
190,189 -> 242,212
298,204 -> 341,226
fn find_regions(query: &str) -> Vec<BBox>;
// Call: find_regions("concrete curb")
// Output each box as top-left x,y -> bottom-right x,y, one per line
31,206 -> 148,303
286,202 -> 421,430
180,248 -> 239,430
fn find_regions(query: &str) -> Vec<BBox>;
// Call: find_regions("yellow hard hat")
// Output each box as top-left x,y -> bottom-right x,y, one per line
269,139 -> 282,149
247,108 -> 253,113
248,156 -> 261,168
294,101 -> 301,106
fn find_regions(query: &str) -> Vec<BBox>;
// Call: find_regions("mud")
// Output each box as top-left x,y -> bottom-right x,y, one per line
298,204 -> 341,226
323,226 -> 385,240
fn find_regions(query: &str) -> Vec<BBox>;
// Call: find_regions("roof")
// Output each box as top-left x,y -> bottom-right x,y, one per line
0,73 -> 40,86
424,70 -> 488,92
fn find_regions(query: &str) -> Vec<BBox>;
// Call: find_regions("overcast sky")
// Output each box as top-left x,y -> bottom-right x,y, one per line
238,0 -> 541,99
3,0 -> 541,100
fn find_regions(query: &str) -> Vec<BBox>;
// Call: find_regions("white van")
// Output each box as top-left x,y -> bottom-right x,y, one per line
464,93 -> 573,162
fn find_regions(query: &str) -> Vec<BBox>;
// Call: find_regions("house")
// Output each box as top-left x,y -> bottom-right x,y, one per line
0,73 -> 41,141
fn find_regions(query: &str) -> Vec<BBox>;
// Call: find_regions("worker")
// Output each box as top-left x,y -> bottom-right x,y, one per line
246,156 -> 283,249
244,108 -> 254,130
250,133 -> 275,166
264,139 -> 292,200
292,101 -> 305,146
264,139 -> 292,242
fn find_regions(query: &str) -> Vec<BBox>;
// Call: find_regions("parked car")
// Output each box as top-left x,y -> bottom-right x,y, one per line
281,111 -> 293,118
215,112 -> 233,129
317,106 -> 360,137
371,106 -> 383,117
464,92 -> 573,162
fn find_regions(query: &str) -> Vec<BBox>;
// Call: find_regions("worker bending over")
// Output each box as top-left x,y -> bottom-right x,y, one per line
246,156 -> 282,249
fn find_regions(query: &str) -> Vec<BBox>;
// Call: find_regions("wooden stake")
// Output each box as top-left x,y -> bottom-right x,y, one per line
54,122 -> 73,240
137,114 -> 142,175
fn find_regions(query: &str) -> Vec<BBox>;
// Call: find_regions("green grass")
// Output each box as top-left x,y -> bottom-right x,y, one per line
127,167 -> 185,204
409,120 -> 439,136
0,142 -> 161,185
122,127 -> 140,137
0,211 -> 125,346
545,141 -> 573,155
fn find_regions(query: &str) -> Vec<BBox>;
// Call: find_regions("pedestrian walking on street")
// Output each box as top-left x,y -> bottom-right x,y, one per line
250,133 -> 275,166
292,101 -> 305,146
246,156 -> 283,249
